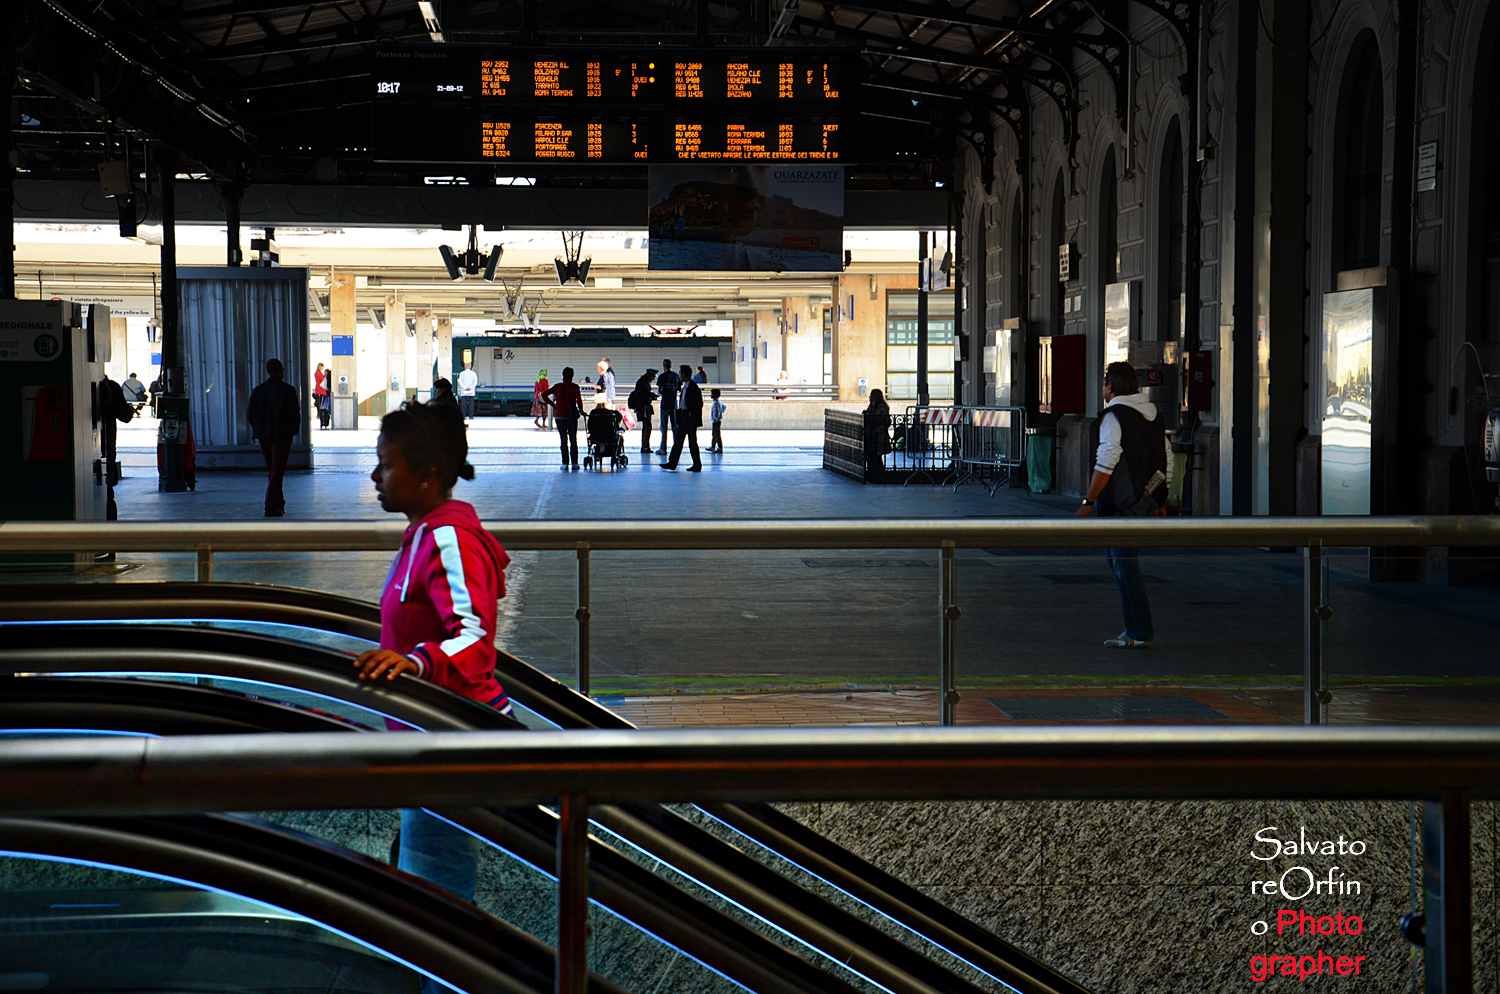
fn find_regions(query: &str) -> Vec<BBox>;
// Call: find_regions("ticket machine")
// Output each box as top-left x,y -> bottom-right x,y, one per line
0,300 -> 109,569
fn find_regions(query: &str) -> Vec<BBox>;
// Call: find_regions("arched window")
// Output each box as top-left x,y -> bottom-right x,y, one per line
1333,36 -> 1384,272
1157,118 -> 1185,344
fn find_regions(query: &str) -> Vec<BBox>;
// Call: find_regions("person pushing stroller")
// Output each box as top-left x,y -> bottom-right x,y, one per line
583,389 -> 628,470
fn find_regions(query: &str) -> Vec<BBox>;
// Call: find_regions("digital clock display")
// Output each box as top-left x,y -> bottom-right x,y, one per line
372,45 -> 854,164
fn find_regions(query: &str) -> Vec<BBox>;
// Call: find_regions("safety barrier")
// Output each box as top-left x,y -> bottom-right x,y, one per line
4,516 -> 1499,729
1,726 -> 1494,994
821,408 -> 866,482
889,406 -> 960,484
950,407 -> 1028,495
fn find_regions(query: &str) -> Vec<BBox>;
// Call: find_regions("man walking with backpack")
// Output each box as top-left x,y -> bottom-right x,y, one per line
1076,362 -> 1173,648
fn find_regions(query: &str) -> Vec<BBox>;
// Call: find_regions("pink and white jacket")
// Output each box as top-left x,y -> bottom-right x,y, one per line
379,500 -> 512,712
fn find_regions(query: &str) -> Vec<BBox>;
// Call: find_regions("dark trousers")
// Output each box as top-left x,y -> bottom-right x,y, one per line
460,395 -> 476,419
1107,547 -> 1154,642
666,412 -> 701,468
637,411 -> 652,451
258,437 -> 292,512
658,407 -> 675,451
556,417 -> 579,465
710,421 -> 723,451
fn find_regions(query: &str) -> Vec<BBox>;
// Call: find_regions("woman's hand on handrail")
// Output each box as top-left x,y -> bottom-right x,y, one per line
354,648 -> 419,682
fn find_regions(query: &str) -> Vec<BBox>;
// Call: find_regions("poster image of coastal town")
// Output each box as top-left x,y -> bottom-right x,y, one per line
647,165 -> 844,272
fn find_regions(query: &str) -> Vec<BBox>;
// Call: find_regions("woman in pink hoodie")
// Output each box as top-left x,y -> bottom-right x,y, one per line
354,399 -> 511,902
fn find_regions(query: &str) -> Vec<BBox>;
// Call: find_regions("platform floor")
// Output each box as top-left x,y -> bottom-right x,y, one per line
24,420 -> 1500,725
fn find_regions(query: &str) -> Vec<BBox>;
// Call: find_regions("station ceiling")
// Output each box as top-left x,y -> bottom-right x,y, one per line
13,0 -> 1190,325
14,0 -> 1187,190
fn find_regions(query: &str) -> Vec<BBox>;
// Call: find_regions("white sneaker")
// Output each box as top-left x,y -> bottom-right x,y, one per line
1104,633 -> 1153,649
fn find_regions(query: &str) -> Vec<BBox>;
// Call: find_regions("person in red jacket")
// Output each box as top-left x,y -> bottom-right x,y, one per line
354,398 -> 511,902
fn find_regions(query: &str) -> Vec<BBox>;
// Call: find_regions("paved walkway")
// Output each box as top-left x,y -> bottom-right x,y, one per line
20,418 -> 1500,724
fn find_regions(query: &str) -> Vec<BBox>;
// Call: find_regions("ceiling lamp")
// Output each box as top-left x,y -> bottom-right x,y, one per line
438,225 -> 503,281
555,231 -> 591,286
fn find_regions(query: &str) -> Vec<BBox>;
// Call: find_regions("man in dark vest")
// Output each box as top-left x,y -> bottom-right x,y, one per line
247,358 -> 302,517
1076,361 -> 1173,648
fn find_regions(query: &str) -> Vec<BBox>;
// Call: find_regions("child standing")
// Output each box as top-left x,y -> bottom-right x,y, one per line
709,388 -> 726,453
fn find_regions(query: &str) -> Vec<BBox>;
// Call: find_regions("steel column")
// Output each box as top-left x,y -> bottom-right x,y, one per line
576,543 -> 591,696
1423,789 -> 1473,994
1303,540 -> 1332,724
195,545 -> 214,583
0,42 -> 13,300
157,147 -> 187,493
940,540 -> 959,725
917,231 -> 929,407
556,792 -> 590,994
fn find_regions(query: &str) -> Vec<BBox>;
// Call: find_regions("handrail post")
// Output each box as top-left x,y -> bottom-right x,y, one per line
195,544 -> 213,583
1302,540 -> 1331,724
556,791 -> 589,994
576,543 -> 591,697
1424,788 -> 1473,994
940,540 -> 960,726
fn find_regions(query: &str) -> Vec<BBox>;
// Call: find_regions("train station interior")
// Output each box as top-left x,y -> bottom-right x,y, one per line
3,0 -> 1500,991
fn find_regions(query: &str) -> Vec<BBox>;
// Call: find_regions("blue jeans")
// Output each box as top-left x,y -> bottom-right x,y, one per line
1106,547 -> 1154,642
659,407 -> 675,450
399,808 -> 481,903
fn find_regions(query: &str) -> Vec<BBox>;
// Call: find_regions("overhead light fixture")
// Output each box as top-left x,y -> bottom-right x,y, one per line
417,0 -> 445,42
438,225 -> 504,281
555,231 -> 591,286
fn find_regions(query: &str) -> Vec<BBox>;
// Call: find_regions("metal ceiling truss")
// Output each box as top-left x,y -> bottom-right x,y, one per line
20,0 -> 254,180
793,0 -> 1133,175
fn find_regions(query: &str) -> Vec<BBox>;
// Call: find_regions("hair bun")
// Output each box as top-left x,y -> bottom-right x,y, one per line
459,462 -> 476,481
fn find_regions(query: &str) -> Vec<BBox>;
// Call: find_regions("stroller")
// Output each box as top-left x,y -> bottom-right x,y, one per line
583,404 -> 629,470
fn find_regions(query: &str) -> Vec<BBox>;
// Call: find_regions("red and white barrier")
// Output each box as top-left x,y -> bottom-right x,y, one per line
969,410 -> 1012,428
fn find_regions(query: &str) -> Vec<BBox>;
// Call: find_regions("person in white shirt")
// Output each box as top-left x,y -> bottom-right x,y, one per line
597,358 -> 616,405
456,363 -> 479,421
1076,362 -> 1173,649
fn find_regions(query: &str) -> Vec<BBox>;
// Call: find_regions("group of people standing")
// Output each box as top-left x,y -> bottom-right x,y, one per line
528,358 -> 723,471
628,360 -> 723,471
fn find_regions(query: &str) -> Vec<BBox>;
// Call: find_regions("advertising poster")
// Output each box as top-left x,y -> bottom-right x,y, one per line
647,164 -> 843,272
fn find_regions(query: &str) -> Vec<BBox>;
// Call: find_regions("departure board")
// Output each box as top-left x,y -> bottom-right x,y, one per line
372,45 -> 853,164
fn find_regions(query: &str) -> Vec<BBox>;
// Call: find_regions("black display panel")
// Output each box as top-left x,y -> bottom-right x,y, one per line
372,46 -> 853,164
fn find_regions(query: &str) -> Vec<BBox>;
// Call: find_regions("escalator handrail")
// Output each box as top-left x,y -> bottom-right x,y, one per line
0,813 -> 626,994
0,654 -> 869,994
0,623 -> 504,733
4,591 -> 1093,994
2,626 -> 992,994
0,581 -> 382,642
0,675 -> 377,735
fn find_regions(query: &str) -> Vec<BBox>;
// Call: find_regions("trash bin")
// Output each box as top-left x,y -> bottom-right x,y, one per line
1026,428 -> 1054,494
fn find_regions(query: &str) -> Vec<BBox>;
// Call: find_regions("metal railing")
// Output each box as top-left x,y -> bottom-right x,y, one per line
2,516 -> 1498,725
713,384 -> 838,400
950,406 -> 1028,494
822,408 -> 867,482
892,406 -> 959,484
0,725 -> 1494,993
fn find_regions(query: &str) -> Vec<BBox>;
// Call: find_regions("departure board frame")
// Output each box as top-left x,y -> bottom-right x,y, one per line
371,45 -> 856,165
